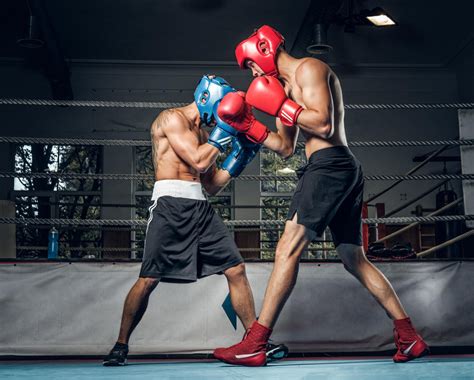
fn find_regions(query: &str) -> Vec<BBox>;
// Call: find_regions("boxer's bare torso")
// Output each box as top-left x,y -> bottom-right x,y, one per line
280,57 -> 347,159
151,107 -> 208,182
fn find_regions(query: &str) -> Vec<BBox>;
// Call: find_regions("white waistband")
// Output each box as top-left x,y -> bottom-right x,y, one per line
151,180 -> 206,201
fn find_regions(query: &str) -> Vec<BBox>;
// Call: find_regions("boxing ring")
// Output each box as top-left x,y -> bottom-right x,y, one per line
1,261 -> 474,355
1,98 -> 474,379
2,357 -> 474,380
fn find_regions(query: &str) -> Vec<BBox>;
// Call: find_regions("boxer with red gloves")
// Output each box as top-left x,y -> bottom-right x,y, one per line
245,76 -> 303,127
213,25 -> 429,366
217,91 -> 269,144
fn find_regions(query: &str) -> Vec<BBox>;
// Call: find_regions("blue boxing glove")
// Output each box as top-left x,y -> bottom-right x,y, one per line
221,134 -> 261,177
207,114 -> 239,152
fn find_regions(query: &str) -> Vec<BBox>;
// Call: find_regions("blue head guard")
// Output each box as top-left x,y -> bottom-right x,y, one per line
194,75 -> 235,125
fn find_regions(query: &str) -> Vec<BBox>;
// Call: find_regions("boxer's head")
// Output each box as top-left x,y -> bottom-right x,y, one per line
194,75 -> 235,126
235,25 -> 285,78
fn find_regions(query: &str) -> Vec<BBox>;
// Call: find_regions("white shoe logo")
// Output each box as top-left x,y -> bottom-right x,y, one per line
235,352 -> 264,359
403,340 -> 417,355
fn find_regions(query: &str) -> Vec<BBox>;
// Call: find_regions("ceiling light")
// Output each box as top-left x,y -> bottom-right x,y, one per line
366,7 -> 397,27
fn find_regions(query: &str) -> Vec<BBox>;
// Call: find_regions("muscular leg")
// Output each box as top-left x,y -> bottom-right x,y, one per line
224,263 -> 256,330
117,277 -> 159,344
213,219 -> 308,366
258,216 -> 309,329
337,243 -> 408,320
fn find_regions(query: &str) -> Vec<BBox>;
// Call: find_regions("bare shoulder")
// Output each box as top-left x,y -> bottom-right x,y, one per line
297,57 -> 329,74
156,109 -> 186,127
155,108 -> 190,135
295,58 -> 329,85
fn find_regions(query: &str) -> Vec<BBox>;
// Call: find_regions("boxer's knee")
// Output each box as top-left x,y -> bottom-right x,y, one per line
136,277 -> 159,294
275,235 -> 307,263
337,244 -> 367,275
224,262 -> 247,281
275,242 -> 296,262
275,223 -> 307,264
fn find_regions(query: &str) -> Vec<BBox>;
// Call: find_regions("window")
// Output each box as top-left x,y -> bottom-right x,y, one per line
260,148 -> 306,193
14,144 -> 102,258
14,144 -> 101,192
135,146 -> 154,193
260,147 -> 336,260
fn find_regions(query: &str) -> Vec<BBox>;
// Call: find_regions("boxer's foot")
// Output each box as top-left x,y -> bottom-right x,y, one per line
103,342 -> 128,366
213,321 -> 271,367
393,318 -> 429,363
266,340 -> 289,362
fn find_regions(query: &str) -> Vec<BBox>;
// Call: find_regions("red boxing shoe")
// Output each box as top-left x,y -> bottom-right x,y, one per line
393,317 -> 429,363
214,320 -> 272,367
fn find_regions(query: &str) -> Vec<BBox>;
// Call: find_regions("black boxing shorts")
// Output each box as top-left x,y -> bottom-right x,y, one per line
139,180 -> 243,282
287,146 -> 364,247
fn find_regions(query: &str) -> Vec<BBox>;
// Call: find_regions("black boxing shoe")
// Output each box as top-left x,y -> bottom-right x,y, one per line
103,342 -> 128,366
266,340 -> 289,362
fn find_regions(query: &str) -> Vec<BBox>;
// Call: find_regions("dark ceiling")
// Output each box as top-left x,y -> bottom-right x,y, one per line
1,0 -> 473,67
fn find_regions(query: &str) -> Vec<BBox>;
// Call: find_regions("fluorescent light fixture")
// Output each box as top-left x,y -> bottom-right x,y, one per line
367,14 -> 395,26
366,7 -> 397,27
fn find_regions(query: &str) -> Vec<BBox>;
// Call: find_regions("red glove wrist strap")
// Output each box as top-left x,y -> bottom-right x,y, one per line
280,99 -> 303,127
249,120 -> 270,144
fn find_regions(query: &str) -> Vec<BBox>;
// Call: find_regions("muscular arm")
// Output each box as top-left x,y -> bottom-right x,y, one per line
295,61 -> 333,139
263,118 -> 299,158
198,128 -> 232,195
200,164 -> 232,196
160,110 -> 220,173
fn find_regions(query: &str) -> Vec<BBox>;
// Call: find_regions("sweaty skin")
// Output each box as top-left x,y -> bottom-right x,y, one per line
150,102 -> 231,194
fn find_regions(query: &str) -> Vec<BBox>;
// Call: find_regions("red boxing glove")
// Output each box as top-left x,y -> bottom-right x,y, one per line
217,91 -> 269,144
246,76 -> 303,127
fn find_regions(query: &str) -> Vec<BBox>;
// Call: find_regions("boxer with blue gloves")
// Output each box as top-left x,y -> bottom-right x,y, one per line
194,75 -> 261,178
104,75 -> 286,366
222,134 -> 261,177
194,75 -> 238,153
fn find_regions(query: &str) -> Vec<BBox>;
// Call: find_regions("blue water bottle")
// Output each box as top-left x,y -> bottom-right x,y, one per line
48,227 -> 59,259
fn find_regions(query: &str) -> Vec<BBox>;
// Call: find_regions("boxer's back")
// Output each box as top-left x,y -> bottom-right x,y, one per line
150,107 -> 203,182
